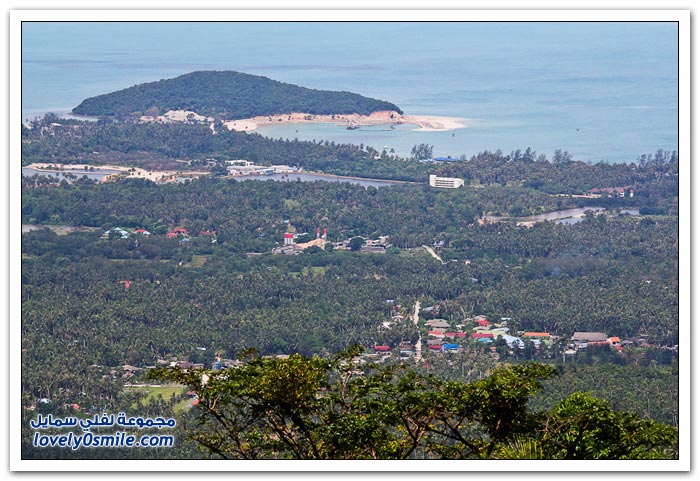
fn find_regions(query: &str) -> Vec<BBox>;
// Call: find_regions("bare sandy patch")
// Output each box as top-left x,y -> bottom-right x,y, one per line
223,119 -> 260,132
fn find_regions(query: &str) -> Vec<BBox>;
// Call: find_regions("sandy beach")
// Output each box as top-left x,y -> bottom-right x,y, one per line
25,163 -> 209,183
223,110 -> 466,133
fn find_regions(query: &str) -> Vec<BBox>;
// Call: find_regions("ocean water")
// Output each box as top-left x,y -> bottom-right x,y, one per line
21,22 -> 678,163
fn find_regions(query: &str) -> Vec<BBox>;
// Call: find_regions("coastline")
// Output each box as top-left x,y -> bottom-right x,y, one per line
29,108 -> 467,133
24,163 -> 209,183
222,110 -> 467,133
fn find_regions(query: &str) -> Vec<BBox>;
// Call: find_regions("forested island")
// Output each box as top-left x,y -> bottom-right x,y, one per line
72,70 -> 403,119
21,106 -> 679,461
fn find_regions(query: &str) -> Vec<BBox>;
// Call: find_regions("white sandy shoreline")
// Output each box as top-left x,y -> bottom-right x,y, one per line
222,110 -> 466,133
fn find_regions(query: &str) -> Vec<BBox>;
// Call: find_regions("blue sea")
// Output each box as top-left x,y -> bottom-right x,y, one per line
21,22 -> 678,163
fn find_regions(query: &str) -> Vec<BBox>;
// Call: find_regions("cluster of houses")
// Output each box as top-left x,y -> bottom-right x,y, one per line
331,235 -> 393,253
565,331 -> 622,355
271,225 -> 392,256
370,312 -> 631,359
420,316 -> 555,353
101,227 -> 146,240
126,329 -> 633,378
121,355 -> 244,379
139,109 -> 214,125
95,327 -> 664,412
101,226 -> 217,244
370,342 -> 417,360
165,227 -> 216,242
105,222 -> 392,256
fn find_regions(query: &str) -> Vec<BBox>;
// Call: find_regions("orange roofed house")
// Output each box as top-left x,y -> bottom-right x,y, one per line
523,332 -> 551,340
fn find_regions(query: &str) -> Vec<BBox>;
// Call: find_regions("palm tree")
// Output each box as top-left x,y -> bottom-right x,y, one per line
491,435 -> 545,459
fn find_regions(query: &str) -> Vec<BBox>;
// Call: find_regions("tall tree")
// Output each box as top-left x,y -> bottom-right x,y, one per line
150,350 -> 677,460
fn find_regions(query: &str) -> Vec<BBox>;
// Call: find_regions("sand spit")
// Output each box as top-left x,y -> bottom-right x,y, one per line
223,110 -> 466,133
402,115 -> 466,132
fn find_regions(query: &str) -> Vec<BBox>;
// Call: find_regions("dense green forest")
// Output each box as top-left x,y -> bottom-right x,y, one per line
22,214 -> 678,353
20,115 -> 679,460
22,175 -> 574,242
71,70 -> 403,119
21,177 -> 679,453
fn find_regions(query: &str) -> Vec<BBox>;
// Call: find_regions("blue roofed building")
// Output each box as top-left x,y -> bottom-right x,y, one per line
442,343 -> 460,352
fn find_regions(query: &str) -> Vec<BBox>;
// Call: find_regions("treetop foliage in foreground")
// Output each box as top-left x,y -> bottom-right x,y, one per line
72,70 -> 403,119
150,348 -> 678,460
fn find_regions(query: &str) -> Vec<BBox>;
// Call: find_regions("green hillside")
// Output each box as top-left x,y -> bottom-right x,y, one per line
72,70 -> 403,119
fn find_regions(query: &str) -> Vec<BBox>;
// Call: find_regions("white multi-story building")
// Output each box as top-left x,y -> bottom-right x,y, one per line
429,174 -> 464,189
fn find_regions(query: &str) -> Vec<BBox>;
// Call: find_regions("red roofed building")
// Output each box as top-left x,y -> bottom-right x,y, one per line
199,230 -> 217,236
166,232 -> 179,238
172,227 -> 189,234
474,319 -> 489,327
374,345 -> 391,352
428,344 -> 443,350
444,332 -> 457,339
456,332 -> 467,338
471,333 -> 494,339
